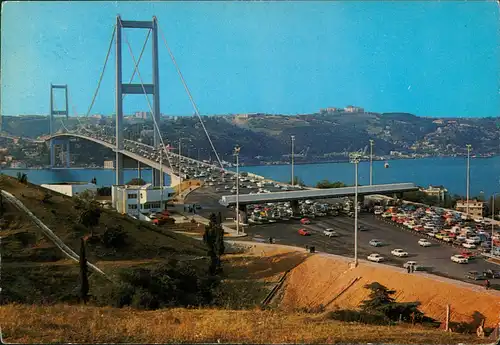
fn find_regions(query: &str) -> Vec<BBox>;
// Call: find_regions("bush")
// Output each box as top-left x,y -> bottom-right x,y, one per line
101,225 -> 127,248
327,309 -> 390,325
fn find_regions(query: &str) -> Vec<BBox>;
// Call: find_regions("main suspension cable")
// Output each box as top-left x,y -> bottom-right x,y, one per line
156,18 -> 225,171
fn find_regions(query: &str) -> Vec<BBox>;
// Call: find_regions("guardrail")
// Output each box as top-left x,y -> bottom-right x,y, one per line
1,190 -> 109,279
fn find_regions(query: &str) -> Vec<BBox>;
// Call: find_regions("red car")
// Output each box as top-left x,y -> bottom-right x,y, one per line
298,228 -> 311,236
460,251 -> 476,260
300,218 -> 311,225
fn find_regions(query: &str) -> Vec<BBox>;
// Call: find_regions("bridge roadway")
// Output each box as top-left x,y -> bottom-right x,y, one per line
219,183 -> 419,206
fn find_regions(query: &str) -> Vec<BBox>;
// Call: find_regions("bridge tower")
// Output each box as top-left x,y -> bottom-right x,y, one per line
115,16 -> 161,186
49,84 -> 70,168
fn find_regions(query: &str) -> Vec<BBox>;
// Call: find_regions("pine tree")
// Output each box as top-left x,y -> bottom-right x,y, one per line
79,238 -> 89,304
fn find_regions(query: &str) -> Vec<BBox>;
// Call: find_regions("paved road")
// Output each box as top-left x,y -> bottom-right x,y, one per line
186,186 -> 500,285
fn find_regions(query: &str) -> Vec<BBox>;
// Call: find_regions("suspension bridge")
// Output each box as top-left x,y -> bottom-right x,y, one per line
4,15 -> 417,206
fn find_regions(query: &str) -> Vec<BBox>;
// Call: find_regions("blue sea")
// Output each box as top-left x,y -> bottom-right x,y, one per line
1,156 -> 499,198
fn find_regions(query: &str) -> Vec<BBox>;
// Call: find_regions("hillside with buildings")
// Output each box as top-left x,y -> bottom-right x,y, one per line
1,106 -> 499,167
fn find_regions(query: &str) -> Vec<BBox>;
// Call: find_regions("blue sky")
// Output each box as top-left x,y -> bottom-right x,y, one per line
1,1 -> 499,117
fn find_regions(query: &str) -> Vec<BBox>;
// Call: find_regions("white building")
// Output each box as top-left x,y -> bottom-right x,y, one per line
112,183 -> 175,216
103,160 -> 114,169
420,185 -> 447,201
455,199 -> 484,219
41,182 -> 98,197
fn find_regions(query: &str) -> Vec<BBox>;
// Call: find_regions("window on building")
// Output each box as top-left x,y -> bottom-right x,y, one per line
128,204 -> 138,209
128,193 -> 137,199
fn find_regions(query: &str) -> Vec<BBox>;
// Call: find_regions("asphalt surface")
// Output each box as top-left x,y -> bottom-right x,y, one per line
186,186 -> 500,286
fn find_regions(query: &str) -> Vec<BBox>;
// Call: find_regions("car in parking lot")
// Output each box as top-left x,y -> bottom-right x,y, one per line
466,271 -> 486,281
298,228 -> 310,236
462,242 -> 477,249
300,218 -> 311,225
483,269 -> 500,279
451,254 -> 469,264
391,248 -> 409,257
367,253 -> 385,262
323,228 -> 338,237
369,239 -> 383,247
418,239 -> 432,247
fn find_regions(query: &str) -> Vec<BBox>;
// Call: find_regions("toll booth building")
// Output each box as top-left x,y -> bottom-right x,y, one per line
112,184 -> 175,217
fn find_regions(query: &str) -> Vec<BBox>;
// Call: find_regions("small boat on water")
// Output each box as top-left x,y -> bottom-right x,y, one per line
384,162 -> 390,168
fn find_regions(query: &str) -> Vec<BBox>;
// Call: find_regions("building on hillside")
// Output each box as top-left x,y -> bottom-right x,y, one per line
41,182 -> 98,197
432,119 -> 444,124
112,184 -> 176,217
344,105 -> 364,113
10,161 -> 27,168
455,199 -> 484,219
320,107 -> 340,114
135,111 -> 151,119
420,185 -> 447,201
104,160 -> 114,169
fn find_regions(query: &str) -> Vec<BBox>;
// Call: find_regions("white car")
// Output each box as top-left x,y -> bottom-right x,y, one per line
369,239 -> 383,247
367,253 -> 385,262
403,261 -> 424,270
391,249 -> 409,257
323,228 -> 338,237
462,242 -> 477,249
418,239 -> 432,247
451,254 -> 469,264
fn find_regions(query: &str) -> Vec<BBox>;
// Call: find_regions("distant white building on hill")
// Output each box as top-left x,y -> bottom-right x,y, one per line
41,182 -> 97,197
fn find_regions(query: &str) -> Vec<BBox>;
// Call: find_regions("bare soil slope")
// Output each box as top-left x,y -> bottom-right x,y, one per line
280,253 -> 500,327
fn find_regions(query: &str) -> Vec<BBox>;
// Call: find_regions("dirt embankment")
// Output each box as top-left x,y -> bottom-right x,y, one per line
279,253 -> 500,327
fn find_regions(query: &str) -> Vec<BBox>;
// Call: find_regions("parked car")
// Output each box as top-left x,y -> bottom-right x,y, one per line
451,254 -> 469,264
462,242 -> 477,249
367,253 -> 385,262
466,271 -> 486,281
323,228 -> 338,237
483,269 -> 500,279
369,239 -> 383,247
298,228 -> 310,236
300,218 -> 311,225
418,239 -> 432,247
391,248 -> 409,257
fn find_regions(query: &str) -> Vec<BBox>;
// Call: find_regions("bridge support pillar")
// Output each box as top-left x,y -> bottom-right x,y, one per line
238,204 -> 247,225
50,141 -> 56,168
137,161 -> 142,180
116,152 -> 124,185
65,140 -> 70,168
291,200 -> 300,217
152,169 -> 161,187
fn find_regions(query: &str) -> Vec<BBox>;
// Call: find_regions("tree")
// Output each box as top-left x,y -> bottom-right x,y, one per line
16,172 -> 27,184
79,238 -> 89,304
126,178 -> 146,186
79,204 -> 101,237
288,176 -> 305,187
360,282 -> 396,313
90,177 -> 97,184
203,213 -> 224,275
97,187 -> 111,196
316,180 -> 347,189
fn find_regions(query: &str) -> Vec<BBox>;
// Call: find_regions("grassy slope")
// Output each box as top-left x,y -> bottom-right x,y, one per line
0,304 -> 481,344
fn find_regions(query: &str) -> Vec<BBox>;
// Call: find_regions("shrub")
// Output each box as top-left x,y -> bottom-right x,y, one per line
327,309 -> 390,325
101,225 -> 127,248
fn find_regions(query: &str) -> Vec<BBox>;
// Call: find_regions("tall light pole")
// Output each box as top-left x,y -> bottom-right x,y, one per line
369,139 -> 374,185
466,144 -> 472,217
291,135 -> 295,186
492,193 -> 498,256
234,145 -> 241,235
349,152 -> 362,267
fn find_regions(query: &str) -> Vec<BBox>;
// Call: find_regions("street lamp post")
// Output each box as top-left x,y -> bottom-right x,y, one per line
492,193 -> 498,256
369,139 -> 374,185
349,152 -> 362,267
178,138 -> 182,197
234,145 -> 241,235
466,144 -> 472,217
291,135 -> 295,186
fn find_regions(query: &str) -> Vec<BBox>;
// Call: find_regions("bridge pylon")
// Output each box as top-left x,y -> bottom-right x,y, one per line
115,16 -> 161,186
49,84 -> 70,168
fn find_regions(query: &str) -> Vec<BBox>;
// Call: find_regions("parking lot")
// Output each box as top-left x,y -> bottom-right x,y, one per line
186,186 -> 500,286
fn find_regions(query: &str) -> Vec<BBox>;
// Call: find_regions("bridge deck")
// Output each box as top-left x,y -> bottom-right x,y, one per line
219,183 -> 418,206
